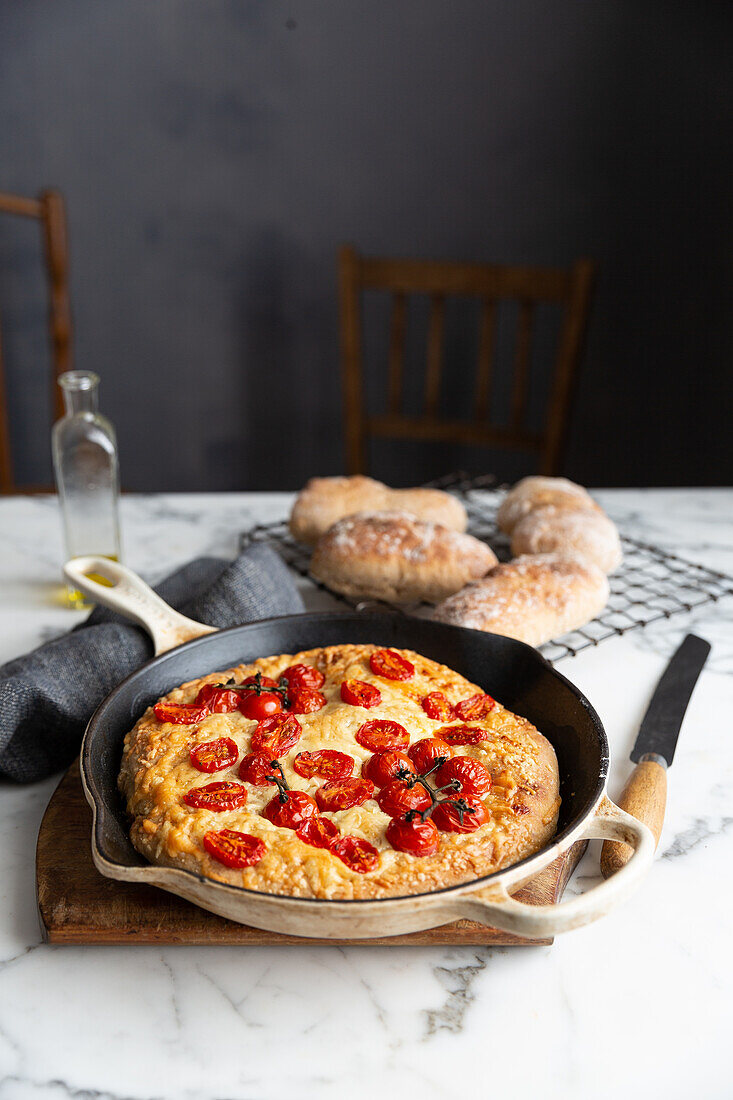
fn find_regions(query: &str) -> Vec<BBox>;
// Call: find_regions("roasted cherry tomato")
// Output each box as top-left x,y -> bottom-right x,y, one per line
453,693 -> 496,721
237,751 -> 281,785
183,781 -> 248,811
288,688 -> 327,714
377,778 -> 431,818
263,790 -> 318,830
315,777 -> 375,812
251,713 -> 302,756
421,692 -> 455,722
386,814 -> 439,856
355,718 -> 408,752
408,737 -> 451,774
203,829 -> 265,868
238,690 -> 283,721
154,702 -> 210,724
331,835 -> 379,873
433,798 -> 489,833
363,750 -> 415,788
293,749 -> 353,781
194,684 -> 241,713
340,679 -> 382,709
369,649 -> 415,681
436,757 -> 492,798
189,737 -> 239,773
296,816 -> 339,850
240,674 -> 278,689
436,725 -> 488,747
282,663 -> 325,692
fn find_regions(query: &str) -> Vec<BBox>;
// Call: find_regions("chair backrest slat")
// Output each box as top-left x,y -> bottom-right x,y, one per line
424,294 -> 445,417
339,245 -> 596,477
474,298 -> 496,422
0,188 -> 73,493
387,292 -> 407,415
510,300 -> 533,430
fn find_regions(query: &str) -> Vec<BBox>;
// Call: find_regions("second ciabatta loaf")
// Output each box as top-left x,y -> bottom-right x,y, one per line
290,475 -> 467,544
310,511 -> 497,603
511,505 -> 623,573
497,476 -> 601,534
431,554 -> 609,647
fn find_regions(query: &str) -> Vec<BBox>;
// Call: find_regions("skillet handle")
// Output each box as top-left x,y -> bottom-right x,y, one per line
64,556 -> 217,655
454,796 -> 655,938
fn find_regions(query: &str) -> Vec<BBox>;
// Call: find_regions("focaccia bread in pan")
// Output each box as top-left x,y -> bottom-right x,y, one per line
290,475 -> 467,544
309,511 -> 497,603
432,554 -> 609,647
119,644 -> 560,900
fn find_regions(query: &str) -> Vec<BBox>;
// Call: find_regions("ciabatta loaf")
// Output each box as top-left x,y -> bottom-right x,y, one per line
290,475 -> 466,544
432,554 -> 609,647
511,506 -> 622,573
310,511 -> 496,604
497,476 -> 600,534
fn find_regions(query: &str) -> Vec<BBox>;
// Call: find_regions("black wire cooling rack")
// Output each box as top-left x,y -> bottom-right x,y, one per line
241,472 -> 733,662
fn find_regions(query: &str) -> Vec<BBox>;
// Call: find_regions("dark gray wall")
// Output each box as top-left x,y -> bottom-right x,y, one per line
1,0 -> 731,490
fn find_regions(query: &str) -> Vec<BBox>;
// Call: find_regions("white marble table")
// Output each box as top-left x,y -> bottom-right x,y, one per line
0,489 -> 731,1100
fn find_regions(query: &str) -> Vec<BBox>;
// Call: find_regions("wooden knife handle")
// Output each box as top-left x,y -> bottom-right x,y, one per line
600,757 -> 667,879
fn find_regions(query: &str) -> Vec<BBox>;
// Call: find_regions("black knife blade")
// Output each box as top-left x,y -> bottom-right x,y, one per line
630,633 -> 711,766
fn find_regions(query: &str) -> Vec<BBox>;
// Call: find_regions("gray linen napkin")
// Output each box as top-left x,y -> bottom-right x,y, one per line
0,544 -> 304,783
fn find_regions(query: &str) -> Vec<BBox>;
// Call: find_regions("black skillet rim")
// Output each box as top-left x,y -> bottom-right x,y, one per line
81,611 -> 609,905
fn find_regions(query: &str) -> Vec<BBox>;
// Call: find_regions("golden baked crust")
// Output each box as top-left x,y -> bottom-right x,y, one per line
289,476 -> 467,544
119,644 -> 560,899
310,511 -> 497,603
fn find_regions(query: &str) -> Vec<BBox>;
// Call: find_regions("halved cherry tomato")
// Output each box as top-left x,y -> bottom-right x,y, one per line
363,750 -> 415,788
189,737 -> 239,773
340,679 -> 382,709
433,798 -> 489,833
203,829 -> 265,868
238,752 -> 281,785
332,835 -> 379,873
238,691 -> 283,721
421,692 -> 455,722
288,688 -> 327,714
293,749 -> 353,781
453,693 -> 496,721
263,790 -> 318,830
296,816 -> 339,850
251,713 -> 302,756
183,781 -> 248,811
386,815 -> 439,856
154,702 -> 210,724
408,737 -> 451,774
377,779 -> 431,818
315,777 -> 375,812
436,757 -> 492,799
282,664 -> 325,692
194,684 -> 240,713
436,725 -> 489,747
369,649 -> 415,681
355,719 -> 408,752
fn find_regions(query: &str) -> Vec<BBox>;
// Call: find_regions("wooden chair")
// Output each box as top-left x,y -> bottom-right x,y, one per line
0,189 -> 72,493
339,245 -> 596,477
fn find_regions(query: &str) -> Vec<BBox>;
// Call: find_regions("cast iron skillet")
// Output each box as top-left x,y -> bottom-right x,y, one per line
67,557 -> 653,940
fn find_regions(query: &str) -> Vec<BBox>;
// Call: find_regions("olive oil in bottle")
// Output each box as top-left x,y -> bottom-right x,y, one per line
51,371 -> 122,608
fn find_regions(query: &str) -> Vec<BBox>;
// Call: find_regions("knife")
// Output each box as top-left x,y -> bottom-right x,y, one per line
600,633 -> 711,879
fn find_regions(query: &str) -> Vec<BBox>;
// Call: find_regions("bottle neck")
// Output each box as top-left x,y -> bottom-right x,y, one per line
59,371 -> 100,416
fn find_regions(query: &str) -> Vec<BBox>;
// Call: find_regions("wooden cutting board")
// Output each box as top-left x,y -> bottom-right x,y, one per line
36,761 -> 585,946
